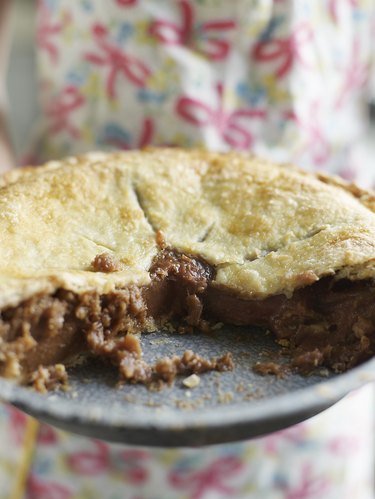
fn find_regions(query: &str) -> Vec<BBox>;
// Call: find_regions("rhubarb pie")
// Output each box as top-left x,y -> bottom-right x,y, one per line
1,148 -> 375,390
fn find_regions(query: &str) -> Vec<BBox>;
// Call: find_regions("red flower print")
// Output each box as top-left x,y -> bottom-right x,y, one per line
45,86 -> 85,139
85,23 -> 152,99
37,423 -> 58,445
67,440 -> 109,475
284,463 -> 331,499
252,22 -> 314,79
6,404 -> 28,445
328,0 -> 359,23
67,442 -> 150,484
149,0 -> 236,61
119,449 -> 150,484
263,424 -> 308,454
339,165 -> 357,182
137,118 -> 154,148
105,118 -> 154,150
116,0 -> 138,6
284,103 -> 330,166
36,0 -> 62,63
335,37 -> 369,109
26,474 -> 72,499
327,435 -> 361,455
176,82 -> 266,149
169,456 -> 244,499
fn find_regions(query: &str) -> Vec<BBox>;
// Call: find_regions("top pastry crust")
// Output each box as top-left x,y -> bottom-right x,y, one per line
1,147 -> 375,309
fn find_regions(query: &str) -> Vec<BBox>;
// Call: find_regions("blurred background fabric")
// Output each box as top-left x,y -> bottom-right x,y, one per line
5,0 -> 375,169
7,0 -> 38,159
3,3 -> 375,498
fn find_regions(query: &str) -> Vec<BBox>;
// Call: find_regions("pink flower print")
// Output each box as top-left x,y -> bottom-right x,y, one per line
45,86 -> 85,139
284,104 -> 330,167
67,440 -> 109,475
67,442 -> 150,484
328,0 -> 359,23
37,423 -> 58,445
263,423 -> 309,454
169,456 -> 244,499
327,435 -> 361,455
103,117 -> 154,150
118,449 -> 150,485
36,0 -> 62,63
252,22 -> 314,79
282,463 -> 331,499
20,152 -> 40,166
149,0 -> 236,61
116,0 -> 138,6
26,474 -> 72,499
339,165 -> 357,182
6,404 -> 28,445
137,118 -> 154,148
176,82 -> 266,149
335,37 -> 369,109
85,23 -> 152,99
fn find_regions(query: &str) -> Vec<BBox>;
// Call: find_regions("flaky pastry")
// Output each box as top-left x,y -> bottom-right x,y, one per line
0,148 -> 374,388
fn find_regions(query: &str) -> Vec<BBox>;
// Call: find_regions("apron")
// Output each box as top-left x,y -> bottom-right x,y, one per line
2,1 -> 375,497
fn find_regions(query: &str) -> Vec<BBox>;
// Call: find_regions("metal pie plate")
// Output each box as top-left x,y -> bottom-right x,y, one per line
0,326 -> 374,447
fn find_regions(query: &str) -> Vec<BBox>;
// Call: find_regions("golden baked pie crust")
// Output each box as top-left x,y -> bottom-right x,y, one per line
0,148 -> 375,307
1,148 -> 375,386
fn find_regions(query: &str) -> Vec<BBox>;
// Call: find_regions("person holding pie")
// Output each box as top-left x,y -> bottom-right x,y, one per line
0,1 -> 374,498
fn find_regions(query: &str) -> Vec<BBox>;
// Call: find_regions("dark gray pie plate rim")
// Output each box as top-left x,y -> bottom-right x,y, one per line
0,355 -> 374,448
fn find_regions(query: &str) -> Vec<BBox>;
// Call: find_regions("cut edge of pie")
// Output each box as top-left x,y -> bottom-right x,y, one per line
0,148 -> 375,391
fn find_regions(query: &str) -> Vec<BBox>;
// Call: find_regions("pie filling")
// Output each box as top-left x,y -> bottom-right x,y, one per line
1,249 -> 374,390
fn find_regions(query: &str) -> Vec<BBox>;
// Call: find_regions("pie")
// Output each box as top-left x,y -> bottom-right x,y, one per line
0,148 -> 375,390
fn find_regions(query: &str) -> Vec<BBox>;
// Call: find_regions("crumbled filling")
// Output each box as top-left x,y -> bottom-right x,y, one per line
116,349 -> 233,386
30,364 -> 68,393
91,252 -> 124,273
270,277 -> 375,372
205,277 -> 375,373
252,361 -> 288,378
0,249 -> 374,391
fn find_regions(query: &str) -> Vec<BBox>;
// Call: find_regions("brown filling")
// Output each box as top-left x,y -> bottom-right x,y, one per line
1,249 -> 375,388
205,277 -> 375,372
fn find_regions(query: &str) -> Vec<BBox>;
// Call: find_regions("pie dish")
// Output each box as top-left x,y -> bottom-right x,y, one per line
0,148 -> 375,390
